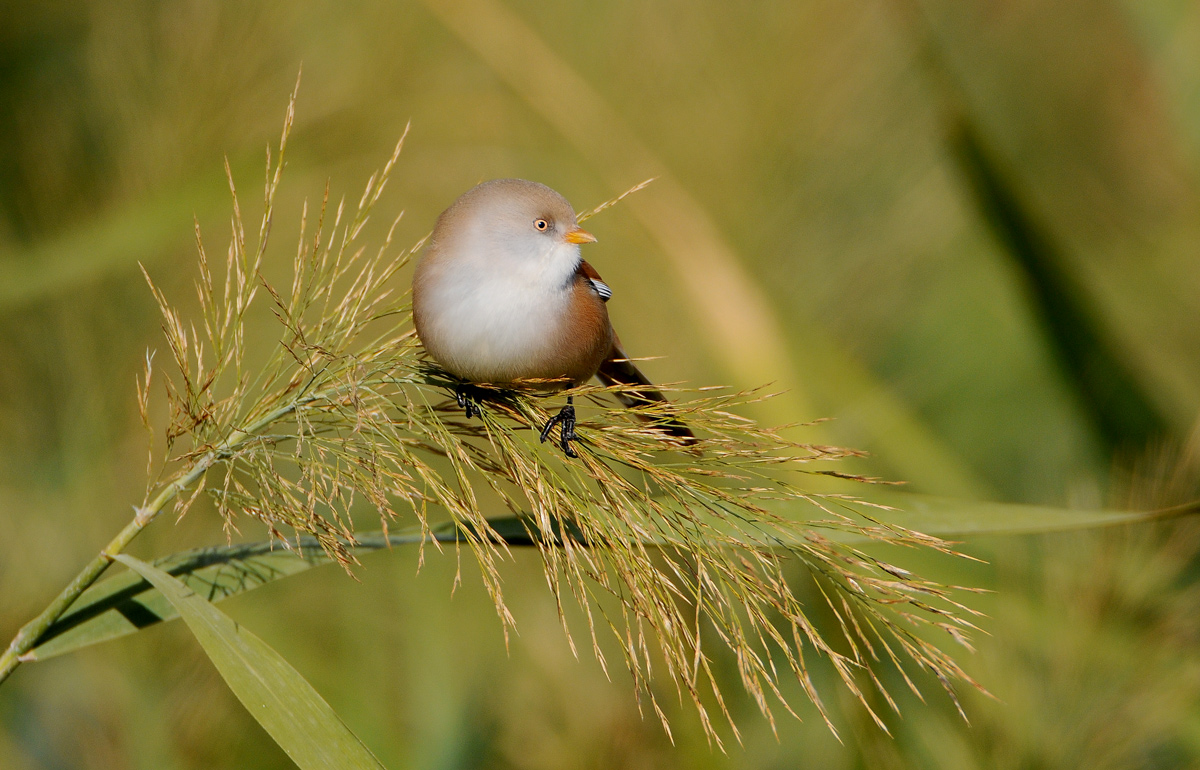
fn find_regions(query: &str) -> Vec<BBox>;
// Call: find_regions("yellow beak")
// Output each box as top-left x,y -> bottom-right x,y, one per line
564,226 -> 597,244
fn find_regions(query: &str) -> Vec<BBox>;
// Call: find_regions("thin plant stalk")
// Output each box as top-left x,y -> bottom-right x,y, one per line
0,390 -> 329,685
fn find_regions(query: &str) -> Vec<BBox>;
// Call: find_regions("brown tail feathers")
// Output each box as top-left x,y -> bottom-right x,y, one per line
596,344 -> 696,444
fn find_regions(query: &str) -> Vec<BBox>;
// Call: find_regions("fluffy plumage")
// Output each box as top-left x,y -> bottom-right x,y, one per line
413,178 -> 693,443
414,179 -> 611,384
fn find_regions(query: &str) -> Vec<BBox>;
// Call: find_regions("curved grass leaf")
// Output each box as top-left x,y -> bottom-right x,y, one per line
113,554 -> 386,770
850,492 -> 1199,538
29,494 -> 1199,664
28,519 -> 537,661
687,492 -> 1199,548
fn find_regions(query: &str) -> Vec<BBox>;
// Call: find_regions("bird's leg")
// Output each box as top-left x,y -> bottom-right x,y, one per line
456,383 -> 479,419
539,395 -> 578,458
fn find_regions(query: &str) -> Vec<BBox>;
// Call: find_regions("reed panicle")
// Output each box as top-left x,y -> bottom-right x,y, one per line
140,79 -> 983,743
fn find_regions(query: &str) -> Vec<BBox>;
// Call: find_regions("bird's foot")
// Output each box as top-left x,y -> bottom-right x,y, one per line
539,396 -> 578,458
456,383 -> 480,420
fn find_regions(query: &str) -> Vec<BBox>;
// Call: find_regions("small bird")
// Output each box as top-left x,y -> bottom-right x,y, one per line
412,178 -> 694,456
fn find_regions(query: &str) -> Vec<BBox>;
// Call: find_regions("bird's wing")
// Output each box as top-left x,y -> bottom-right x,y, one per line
597,337 -> 696,444
576,260 -> 612,302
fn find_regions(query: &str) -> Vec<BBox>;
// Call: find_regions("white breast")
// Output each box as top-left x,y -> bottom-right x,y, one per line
415,237 -> 582,383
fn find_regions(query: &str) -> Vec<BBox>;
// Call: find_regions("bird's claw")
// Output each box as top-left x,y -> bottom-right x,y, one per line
540,398 -> 578,458
456,384 -> 479,420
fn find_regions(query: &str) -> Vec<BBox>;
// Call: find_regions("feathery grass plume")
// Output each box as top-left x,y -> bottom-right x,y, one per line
142,80 -> 985,743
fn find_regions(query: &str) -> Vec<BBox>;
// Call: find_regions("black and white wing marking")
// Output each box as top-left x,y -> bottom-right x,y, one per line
577,260 -> 613,303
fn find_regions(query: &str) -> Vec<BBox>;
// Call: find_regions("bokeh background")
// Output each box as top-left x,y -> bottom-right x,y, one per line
3,0 -> 1200,767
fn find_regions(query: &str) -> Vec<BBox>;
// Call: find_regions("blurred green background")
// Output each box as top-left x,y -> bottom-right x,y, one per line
3,0 -> 1200,767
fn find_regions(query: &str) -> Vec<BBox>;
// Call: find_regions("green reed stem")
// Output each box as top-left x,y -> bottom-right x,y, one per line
0,394 -> 320,686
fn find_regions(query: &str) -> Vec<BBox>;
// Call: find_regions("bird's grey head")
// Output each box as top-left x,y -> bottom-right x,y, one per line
432,179 -> 593,268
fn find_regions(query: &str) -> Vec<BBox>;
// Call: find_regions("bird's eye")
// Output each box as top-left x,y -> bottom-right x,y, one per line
534,219 -> 550,231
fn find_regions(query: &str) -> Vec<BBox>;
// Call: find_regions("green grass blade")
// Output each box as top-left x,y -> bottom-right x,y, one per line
631,489 -> 1199,547
851,491 -> 1198,538
27,494 -> 1196,662
28,521 -> 537,661
113,554 -> 387,770
823,491 -> 1199,541
28,537 -> 353,662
